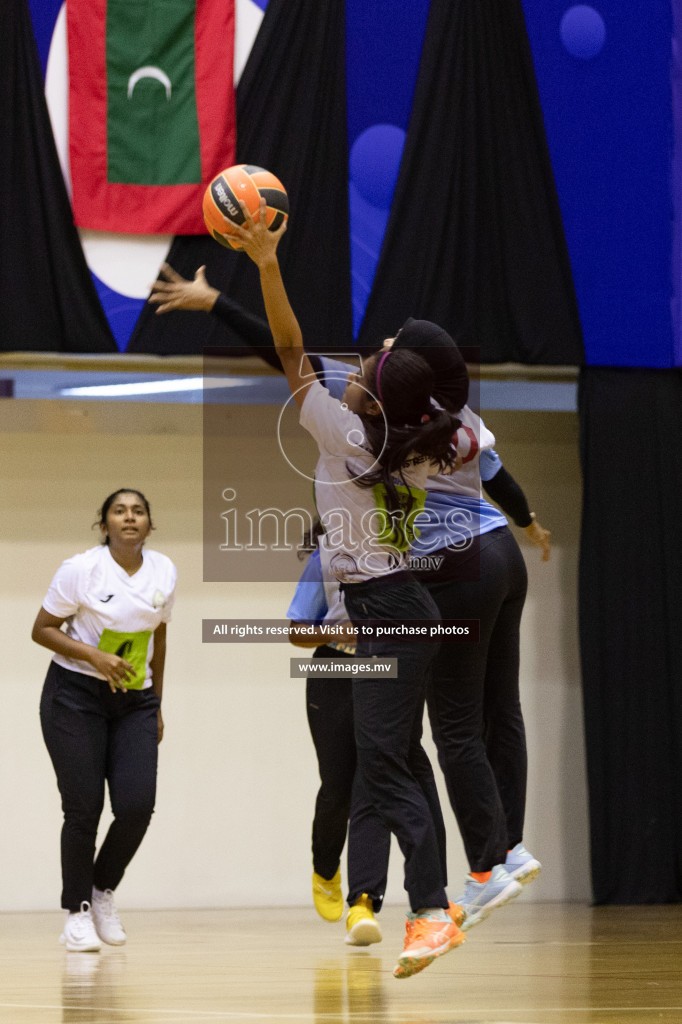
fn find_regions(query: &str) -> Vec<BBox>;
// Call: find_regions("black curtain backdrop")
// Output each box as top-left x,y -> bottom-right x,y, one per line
128,0 -> 352,356
1,0 -> 116,353
355,0 -> 584,364
579,367 -> 682,903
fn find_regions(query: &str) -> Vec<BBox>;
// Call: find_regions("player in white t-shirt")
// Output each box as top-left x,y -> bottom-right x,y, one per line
32,489 -> 177,953
387,324 -> 547,930
233,199 -> 465,979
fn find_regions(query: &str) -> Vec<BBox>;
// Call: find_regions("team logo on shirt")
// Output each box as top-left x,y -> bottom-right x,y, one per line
329,553 -> 360,582
152,590 -> 167,609
454,425 -> 479,464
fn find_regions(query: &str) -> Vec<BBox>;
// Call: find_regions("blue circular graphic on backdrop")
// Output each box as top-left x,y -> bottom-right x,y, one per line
349,124 -> 406,208
560,6 -> 606,60
28,0 -> 62,74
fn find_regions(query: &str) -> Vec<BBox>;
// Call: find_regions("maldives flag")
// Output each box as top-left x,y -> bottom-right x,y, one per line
67,0 -> 235,234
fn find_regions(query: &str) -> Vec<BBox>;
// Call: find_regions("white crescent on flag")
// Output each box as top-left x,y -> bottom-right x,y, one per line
127,66 -> 172,101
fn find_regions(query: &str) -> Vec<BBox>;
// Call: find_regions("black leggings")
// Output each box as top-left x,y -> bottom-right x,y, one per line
342,572 -> 448,913
40,662 -> 160,911
306,644 -> 445,911
306,646 -> 356,880
422,527 -> 528,872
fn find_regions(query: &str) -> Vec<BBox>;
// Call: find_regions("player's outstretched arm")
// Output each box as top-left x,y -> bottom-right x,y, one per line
148,263 -> 220,314
234,198 -> 315,408
149,261 -> 280,370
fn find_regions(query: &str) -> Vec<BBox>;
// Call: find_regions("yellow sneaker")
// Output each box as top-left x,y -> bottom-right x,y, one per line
312,869 -> 344,922
344,894 -> 382,946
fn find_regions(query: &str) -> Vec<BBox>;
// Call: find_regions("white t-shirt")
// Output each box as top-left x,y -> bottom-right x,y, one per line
428,404 -> 496,498
317,361 -> 493,500
300,380 -> 436,583
42,545 -> 177,689
413,406 -> 507,553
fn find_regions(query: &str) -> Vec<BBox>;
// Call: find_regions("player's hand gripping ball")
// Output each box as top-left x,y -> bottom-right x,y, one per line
203,164 -> 289,251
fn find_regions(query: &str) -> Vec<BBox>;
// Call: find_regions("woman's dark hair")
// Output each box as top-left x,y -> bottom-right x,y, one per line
351,349 -> 459,532
96,489 -> 153,545
391,317 -> 469,414
387,319 -> 466,415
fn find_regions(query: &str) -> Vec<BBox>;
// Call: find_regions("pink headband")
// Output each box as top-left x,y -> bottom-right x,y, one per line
375,351 -> 391,403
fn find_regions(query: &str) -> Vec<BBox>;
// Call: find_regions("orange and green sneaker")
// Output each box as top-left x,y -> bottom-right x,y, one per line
393,911 -> 465,979
448,901 -> 465,927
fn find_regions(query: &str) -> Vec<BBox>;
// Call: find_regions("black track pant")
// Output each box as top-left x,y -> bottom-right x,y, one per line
306,645 -> 446,912
306,646 -> 356,880
423,527 -> 528,873
40,661 -> 159,912
342,572 -> 448,913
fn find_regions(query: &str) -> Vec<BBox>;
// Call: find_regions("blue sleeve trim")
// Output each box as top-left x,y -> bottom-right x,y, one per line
286,549 -> 328,622
479,448 -> 503,482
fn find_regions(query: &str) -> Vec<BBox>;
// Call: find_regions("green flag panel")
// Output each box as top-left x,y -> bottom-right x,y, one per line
106,0 -> 201,185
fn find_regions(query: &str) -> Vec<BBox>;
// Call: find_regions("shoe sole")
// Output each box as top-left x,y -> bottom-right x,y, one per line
508,861 -> 542,887
393,931 -> 465,979
460,879 -> 522,931
97,933 -> 127,946
60,935 -> 101,953
345,919 -> 382,946
313,901 -> 344,922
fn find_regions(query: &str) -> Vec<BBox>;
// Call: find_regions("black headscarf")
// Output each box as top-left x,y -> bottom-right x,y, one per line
391,317 -> 469,413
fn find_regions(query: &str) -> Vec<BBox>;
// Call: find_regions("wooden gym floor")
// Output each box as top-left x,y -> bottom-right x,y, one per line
1,902 -> 681,1023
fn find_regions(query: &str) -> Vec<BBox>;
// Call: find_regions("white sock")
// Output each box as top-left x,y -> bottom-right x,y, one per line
414,907 -> 449,921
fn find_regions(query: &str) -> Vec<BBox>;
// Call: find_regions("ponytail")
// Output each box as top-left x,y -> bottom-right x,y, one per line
350,350 -> 459,523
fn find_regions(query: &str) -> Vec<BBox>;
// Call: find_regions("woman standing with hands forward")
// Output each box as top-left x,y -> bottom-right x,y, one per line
32,490 -> 176,952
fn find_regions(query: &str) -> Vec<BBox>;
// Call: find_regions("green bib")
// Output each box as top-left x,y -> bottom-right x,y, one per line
97,629 -> 152,690
372,484 -> 427,552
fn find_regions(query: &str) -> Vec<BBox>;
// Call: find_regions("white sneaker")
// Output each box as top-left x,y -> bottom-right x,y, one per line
454,864 -> 522,931
505,843 -> 542,886
91,888 -> 127,945
60,902 -> 102,952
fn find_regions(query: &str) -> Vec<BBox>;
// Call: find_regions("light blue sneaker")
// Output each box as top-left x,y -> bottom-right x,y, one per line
455,864 -> 522,931
505,843 -> 542,886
